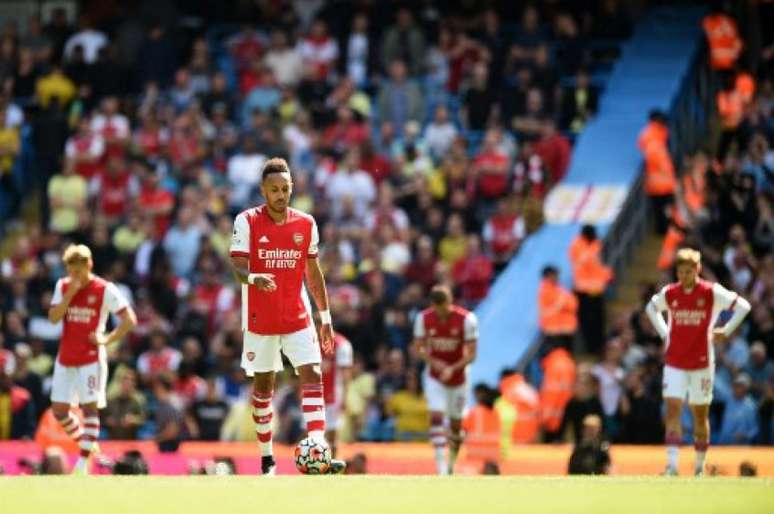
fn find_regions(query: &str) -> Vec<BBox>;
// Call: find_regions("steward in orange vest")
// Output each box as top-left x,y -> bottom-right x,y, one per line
540,348 -> 577,440
499,370 -> 539,444
569,225 -> 613,354
638,110 -> 676,234
462,384 -> 502,469
702,10 -> 742,71
538,266 -> 578,352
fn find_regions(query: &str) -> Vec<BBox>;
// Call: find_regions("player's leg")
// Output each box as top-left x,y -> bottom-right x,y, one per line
243,332 -> 282,475
688,367 -> 714,476
662,365 -> 688,475
51,361 -> 83,441
446,385 -> 467,474
284,326 -> 345,474
72,360 -> 106,475
423,373 -> 448,474
325,403 -> 339,458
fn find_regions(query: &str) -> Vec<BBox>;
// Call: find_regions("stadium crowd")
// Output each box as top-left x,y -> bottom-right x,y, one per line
0,0 -> 770,465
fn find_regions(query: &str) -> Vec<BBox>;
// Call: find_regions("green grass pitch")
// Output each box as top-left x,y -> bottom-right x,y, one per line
1,476 -> 773,514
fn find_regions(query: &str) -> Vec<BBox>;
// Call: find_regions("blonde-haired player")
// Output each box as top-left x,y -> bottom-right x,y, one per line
646,248 -> 750,476
48,244 -> 137,474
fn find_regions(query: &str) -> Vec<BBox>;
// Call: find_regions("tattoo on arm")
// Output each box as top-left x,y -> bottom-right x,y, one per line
230,256 -> 250,285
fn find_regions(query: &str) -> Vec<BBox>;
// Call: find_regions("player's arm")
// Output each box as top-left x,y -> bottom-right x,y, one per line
48,279 -> 83,323
712,283 -> 752,343
305,256 -> 333,354
95,307 -> 137,346
645,287 -> 669,340
449,339 -> 477,373
442,312 -> 479,381
411,313 -> 439,369
228,213 -> 275,290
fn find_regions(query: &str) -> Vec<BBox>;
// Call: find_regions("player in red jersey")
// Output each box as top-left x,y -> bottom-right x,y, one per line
47,244 -> 137,474
321,329 -> 353,458
229,157 -> 345,475
413,284 -> 478,475
646,248 -> 750,476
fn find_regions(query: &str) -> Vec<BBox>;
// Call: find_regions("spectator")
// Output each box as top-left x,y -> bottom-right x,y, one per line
718,373 -> 759,444
638,109 -> 676,234
344,13 -> 374,87
187,377 -> 230,441
47,159 -> 87,235
35,63 -> 76,108
567,414 -> 611,475
592,339 -> 625,436
560,372 -> 605,444
618,366 -> 663,444
473,129 -> 511,200
0,108 -> 20,187
745,342 -> 774,400
264,30 -> 303,88
163,207 -> 203,279
482,198 -> 526,271
63,15 -> 106,64
103,370 -> 146,440
385,370 -> 428,441
137,331 -> 182,384
380,8 -> 426,76
137,23 -> 177,89
451,234 -> 494,308
560,68 -> 598,135
300,19 -> 338,82
534,117 -> 571,184
538,265 -> 578,351
153,377 -> 186,452
377,60 -> 425,138
460,62 -> 497,131
423,105 -> 458,163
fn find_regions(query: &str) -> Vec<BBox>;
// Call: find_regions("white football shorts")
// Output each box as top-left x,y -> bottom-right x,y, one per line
423,372 -> 467,420
662,364 -> 714,405
50,358 -> 108,409
242,325 -> 321,376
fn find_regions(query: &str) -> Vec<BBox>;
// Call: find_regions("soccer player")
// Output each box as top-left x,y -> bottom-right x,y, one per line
229,157 -> 345,475
646,248 -> 750,476
321,329 -> 353,458
413,284 -> 478,475
47,244 -> 137,475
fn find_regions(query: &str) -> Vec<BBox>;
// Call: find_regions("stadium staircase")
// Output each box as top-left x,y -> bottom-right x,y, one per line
470,6 -> 710,388
606,232 -> 663,321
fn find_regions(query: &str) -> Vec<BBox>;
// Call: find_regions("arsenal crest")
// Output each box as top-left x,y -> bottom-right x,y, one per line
247,352 -> 255,361
697,298 -> 705,307
429,329 -> 436,336
87,295 -> 96,304
451,328 -> 459,336
293,232 -> 304,246
671,300 -> 678,308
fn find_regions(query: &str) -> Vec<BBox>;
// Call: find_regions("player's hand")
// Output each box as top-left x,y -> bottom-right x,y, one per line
89,332 -> 109,346
67,277 -> 85,296
249,273 -> 277,291
712,328 -> 728,344
319,323 -> 334,355
439,366 -> 455,382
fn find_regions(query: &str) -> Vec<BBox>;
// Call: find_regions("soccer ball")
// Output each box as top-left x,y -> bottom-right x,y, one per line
294,437 -> 331,474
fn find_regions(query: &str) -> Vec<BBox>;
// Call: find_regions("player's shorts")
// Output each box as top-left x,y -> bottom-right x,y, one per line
325,403 -> 342,431
662,365 -> 714,405
241,325 -> 321,376
423,372 -> 467,420
50,359 -> 108,409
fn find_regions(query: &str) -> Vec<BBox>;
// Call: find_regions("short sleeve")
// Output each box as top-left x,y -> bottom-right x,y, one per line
51,279 -> 63,305
229,212 -> 250,258
308,218 -> 319,257
651,286 -> 669,311
713,282 -> 738,310
464,312 -> 479,341
336,338 -> 354,367
413,313 -> 425,339
104,282 -> 130,314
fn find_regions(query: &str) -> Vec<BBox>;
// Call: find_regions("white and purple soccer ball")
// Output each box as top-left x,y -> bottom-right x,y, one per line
294,437 -> 331,475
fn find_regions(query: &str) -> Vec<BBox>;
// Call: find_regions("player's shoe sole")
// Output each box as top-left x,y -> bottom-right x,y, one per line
327,459 -> 346,475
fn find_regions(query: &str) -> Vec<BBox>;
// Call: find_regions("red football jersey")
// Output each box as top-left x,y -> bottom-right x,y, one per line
51,275 -> 129,366
652,279 -> 739,370
414,305 -> 478,386
321,332 -> 354,405
230,205 -> 319,335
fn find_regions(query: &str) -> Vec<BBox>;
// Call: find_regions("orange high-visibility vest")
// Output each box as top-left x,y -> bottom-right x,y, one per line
539,348 -> 576,432
500,373 -> 540,444
34,407 -> 82,453
538,279 -> 579,335
717,89 -> 744,129
703,14 -> 742,70
682,171 -> 705,215
638,122 -> 676,196
736,72 -> 756,105
657,225 -> 685,270
462,405 -> 502,462
568,236 -> 613,295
